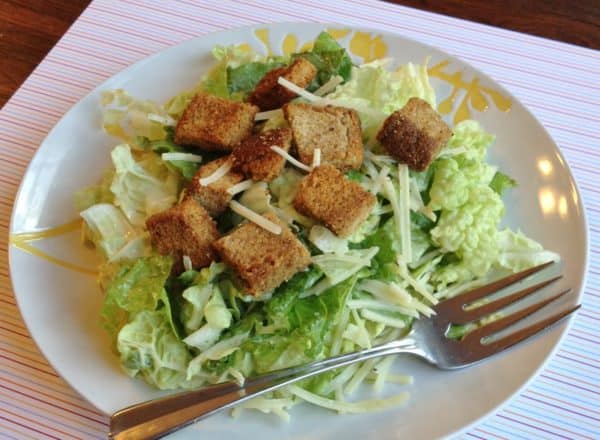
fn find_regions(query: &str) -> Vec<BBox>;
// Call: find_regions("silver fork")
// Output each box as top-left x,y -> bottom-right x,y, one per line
109,262 -> 580,440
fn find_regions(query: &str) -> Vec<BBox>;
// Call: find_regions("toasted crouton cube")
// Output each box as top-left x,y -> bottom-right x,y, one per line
231,128 -> 292,182
174,93 -> 259,152
293,164 -> 375,238
248,58 -> 317,111
283,103 -> 363,172
376,97 -> 452,171
213,212 -> 311,296
146,198 -> 219,271
185,156 -> 245,217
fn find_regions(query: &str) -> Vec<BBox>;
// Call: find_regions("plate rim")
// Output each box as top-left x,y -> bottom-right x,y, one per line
7,20 -> 590,438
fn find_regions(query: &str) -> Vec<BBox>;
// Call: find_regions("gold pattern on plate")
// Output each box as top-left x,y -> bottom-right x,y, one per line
251,28 -> 388,61
10,219 -> 97,276
428,60 -> 512,124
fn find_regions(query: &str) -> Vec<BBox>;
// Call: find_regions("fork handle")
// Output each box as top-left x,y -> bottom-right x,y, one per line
109,338 -> 419,439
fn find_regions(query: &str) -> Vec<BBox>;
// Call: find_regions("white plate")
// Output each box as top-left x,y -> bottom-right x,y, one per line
9,23 -> 587,439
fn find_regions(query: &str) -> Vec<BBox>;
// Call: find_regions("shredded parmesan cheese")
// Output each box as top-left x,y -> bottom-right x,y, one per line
226,179 -> 253,195
277,77 -> 321,102
198,160 -> 232,186
288,385 -> 409,414
147,113 -> 176,126
270,145 -> 312,172
398,164 -> 412,263
255,109 -> 283,121
396,260 -> 438,305
382,178 -> 403,256
182,255 -> 193,272
361,309 -> 407,328
373,356 -> 395,392
364,150 -> 396,165
312,148 -> 321,168
229,201 -> 282,235
372,165 -> 390,195
161,152 -> 203,163
314,75 -> 343,96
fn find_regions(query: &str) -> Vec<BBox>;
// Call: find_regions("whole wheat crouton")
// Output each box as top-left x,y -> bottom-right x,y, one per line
293,164 -> 375,238
146,198 -> 219,272
248,58 -> 317,111
174,93 -> 259,152
283,103 -> 363,172
213,212 -> 311,296
376,97 -> 452,171
185,156 -> 245,217
231,128 -> 292,182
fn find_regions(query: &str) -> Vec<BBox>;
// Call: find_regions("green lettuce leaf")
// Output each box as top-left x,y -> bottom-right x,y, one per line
137,133 -> 200,181
101,255 -> 173,339
246,275 -> 355,373
490,171 -> 517,195
227,60 -> 285,98
295,31 -> 353,88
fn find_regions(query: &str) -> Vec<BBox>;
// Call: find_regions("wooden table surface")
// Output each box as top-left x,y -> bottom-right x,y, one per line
0,0 -> 598,108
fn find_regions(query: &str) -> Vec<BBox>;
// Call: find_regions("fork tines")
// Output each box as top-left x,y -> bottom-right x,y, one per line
437,261 -> 580,361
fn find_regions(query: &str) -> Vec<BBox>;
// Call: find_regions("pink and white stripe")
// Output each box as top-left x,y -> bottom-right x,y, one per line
0,0 -> 598,438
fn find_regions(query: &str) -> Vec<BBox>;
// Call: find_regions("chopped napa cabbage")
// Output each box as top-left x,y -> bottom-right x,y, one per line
187,333 -> 249,379
428,157 -> 496,211
180,263 -> 226,333
183,323 -> 223,351
269,168 -> 315,226
309,225 -> 349,254
101,89 -> 170,141
204,289 -> 232,329
80,203 -> 136,260
496,229 -> 559,271
430,185 -> 505,287
312,247 -> 379,284
348,211 -> 381,244
110,144 -> 180,226
118,308 -> 193,390
444,119 -> 496,162
428,121 -> 497,211
328,59 -> 435,137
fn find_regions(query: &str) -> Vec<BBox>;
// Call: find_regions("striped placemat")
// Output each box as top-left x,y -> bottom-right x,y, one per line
0,1 -> 598,438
